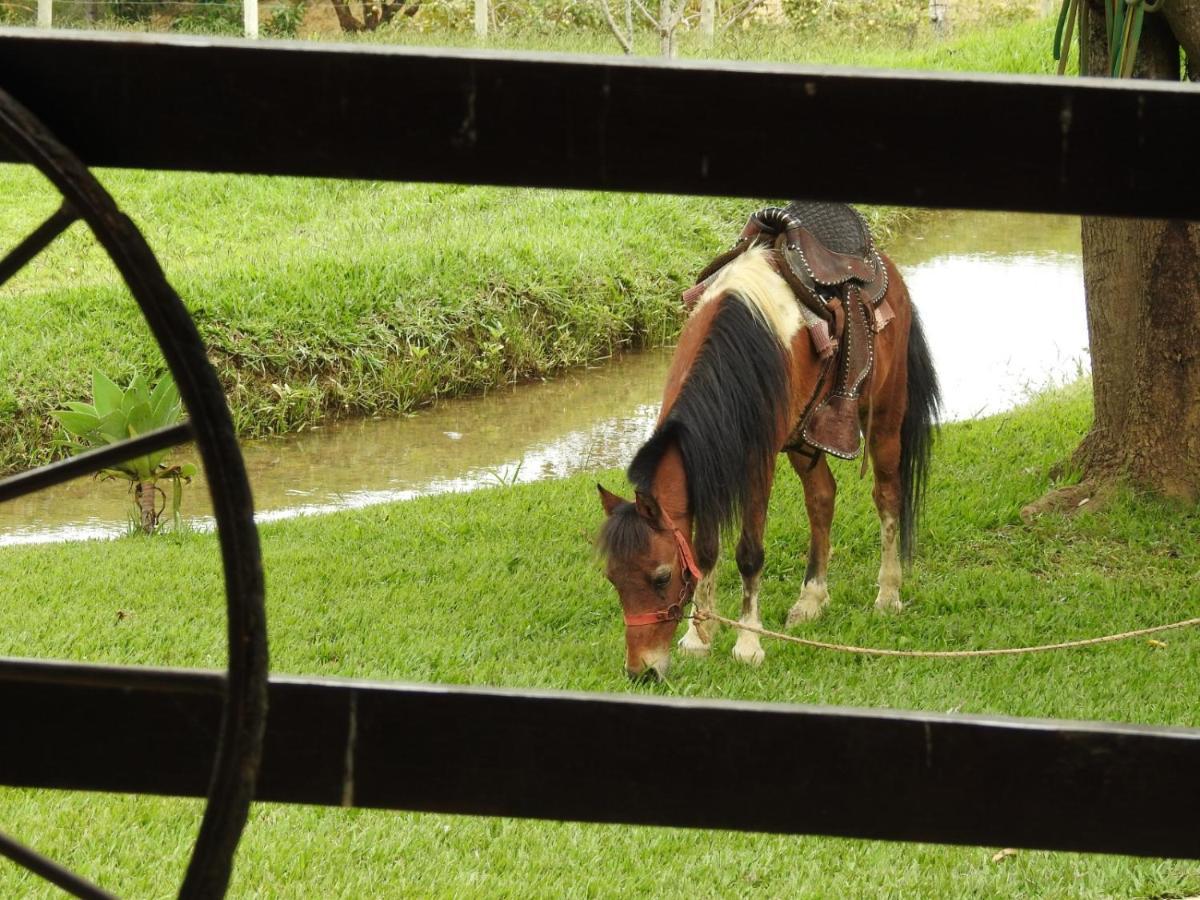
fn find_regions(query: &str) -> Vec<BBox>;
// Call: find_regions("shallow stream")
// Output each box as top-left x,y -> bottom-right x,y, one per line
0,211 -> 1086,546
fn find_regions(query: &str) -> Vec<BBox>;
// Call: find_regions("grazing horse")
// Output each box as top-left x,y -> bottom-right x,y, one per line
597,207 -> 939,679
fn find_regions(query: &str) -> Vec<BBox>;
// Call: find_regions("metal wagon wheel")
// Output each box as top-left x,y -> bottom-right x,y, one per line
0,88 -> 267,899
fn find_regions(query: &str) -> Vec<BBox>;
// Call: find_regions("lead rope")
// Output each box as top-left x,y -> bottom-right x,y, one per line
691,610 -> 1200,658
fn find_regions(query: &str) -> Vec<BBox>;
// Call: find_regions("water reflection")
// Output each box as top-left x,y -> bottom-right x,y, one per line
0,211 -> 1087,546
890,210 -> 1086,420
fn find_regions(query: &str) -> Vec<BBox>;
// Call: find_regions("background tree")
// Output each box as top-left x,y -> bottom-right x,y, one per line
329,0 -> 418,32
598,0 -> 769,57
1028,0 -> 1200,515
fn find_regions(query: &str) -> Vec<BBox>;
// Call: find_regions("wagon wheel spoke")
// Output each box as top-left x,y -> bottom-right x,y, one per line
0,829 -> 117,900
0,85 -> 267,899
0,422 -> 193,505
0,201 -> 79,290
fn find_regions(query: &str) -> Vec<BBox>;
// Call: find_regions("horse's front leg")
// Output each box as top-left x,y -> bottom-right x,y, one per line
731,468 -> 774,666
868,427 -> 904,614
786,451 -> 835,625
678,529 -> 720,657
678,561 -> 718,656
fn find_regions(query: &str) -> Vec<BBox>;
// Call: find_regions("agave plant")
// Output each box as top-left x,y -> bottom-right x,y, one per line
53,371 -> 197,535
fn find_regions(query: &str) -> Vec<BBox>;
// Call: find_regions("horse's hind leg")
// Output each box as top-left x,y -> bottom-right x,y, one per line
869,425 -> 904,614
785,451 -> 835,625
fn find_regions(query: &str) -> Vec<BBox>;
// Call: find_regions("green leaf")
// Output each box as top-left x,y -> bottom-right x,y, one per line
127,373 -> 151,408
99,465 -> 138,482
148,375 -> 181,427
64,401 -> 98,416
1119,3 -> 1145,78
127,455 -> 154,482
178,462 -> 198,478
150,396 -> 182,430
52,409 -> 100,437
125,401 -> 153,437
92,371 -> 124,417
1052,0 -> 1071,60
95,410 -> 127,444
172,475 -> 183,517
1109,0 -> 1127,76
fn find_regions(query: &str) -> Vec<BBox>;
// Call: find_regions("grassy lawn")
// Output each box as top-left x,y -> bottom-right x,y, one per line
2,381 -> 1199,896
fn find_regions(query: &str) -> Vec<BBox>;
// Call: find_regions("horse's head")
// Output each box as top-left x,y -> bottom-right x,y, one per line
596,484 -> 698,681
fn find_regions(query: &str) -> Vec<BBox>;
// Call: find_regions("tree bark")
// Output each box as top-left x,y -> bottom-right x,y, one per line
1075,4 -> 1200,501
328,0 -> 415,31
329,0 -> 364,32
659,0 -> 675,57
137,481 -> 160,534
1162,0 -> 1200,64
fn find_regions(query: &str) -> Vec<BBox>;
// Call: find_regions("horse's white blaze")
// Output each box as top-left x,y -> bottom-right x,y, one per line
679,569 -> 719,655
732,572 -> 766,666
695,245 -> 801,349
875,512 -> 903,613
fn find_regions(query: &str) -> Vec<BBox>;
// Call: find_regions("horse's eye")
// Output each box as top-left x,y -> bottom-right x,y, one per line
651,569 -> 672,589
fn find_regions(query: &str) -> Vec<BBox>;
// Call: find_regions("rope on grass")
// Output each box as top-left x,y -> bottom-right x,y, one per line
692,610 -> 1200,658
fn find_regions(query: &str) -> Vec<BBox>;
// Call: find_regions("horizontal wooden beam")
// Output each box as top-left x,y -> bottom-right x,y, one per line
2,658 -> 1199,858
0,30 -> 1198,218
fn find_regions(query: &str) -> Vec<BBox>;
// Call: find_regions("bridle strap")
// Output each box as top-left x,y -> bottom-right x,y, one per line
623,604 -> 684,627
623,508 -> 704,627
663,508 -> 703,587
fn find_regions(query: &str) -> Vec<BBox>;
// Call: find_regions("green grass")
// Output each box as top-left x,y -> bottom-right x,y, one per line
2,381 -> 1200,897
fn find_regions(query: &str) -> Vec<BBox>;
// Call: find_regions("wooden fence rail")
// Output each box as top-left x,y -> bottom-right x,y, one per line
0,29 -> 1198,219
3,658 -> 1200,859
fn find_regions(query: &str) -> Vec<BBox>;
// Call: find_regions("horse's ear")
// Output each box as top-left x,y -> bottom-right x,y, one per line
633,490 -> 663,526
597,483 -> 626,516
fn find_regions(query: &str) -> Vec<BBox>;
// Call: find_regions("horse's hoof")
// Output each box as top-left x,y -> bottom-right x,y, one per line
786,600 -> 825,626
732,637 -> 765,666
874,590 -> 903,614
786,583 -> 830,626
678,632 -> 711,657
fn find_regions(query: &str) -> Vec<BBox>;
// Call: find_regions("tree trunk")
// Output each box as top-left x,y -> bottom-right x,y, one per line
1162,0 -> 1200,64
659,0 -> 675,57
329,0 -> 363,31
137,481 -> 160,534
700,0 -> 714,44
1076,5 -> 1200,501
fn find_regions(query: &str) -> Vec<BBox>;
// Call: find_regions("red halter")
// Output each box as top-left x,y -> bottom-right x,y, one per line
623,509 -> 704,627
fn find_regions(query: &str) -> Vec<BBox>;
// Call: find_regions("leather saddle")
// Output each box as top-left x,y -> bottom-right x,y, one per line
682,202 -> 895,460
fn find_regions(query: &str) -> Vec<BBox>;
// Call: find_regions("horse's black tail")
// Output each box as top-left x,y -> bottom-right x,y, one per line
899,304 -> 940,563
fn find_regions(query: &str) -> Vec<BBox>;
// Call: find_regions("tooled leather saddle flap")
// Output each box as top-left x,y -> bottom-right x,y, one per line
786,224 -> 877,286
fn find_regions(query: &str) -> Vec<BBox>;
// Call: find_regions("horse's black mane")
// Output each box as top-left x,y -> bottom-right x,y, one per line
623,292 -> 791,548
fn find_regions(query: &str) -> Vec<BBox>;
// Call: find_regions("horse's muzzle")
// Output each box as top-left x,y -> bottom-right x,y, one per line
625,649 -> 670,682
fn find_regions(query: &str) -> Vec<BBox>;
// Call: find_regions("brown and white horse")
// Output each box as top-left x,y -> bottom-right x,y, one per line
597,244 -> 939,679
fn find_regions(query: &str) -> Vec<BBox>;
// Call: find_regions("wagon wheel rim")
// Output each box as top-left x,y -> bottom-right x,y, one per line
0,87 -> 267,899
